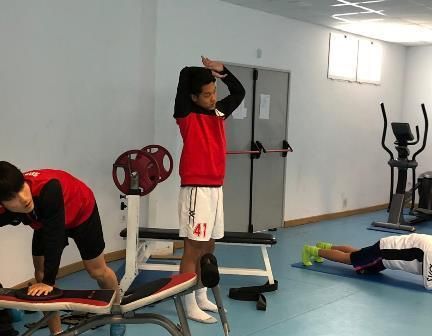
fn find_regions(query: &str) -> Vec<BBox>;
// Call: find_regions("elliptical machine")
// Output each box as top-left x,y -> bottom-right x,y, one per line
372,102 -> 432,232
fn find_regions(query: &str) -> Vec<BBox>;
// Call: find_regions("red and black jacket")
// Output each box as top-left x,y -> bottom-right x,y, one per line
0,169 -> 95,285
174,66 -> 245,186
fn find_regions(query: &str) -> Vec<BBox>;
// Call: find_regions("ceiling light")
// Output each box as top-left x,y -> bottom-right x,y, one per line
338,21 -> 432,44
331,0 -> 386,23
332,0 -> 386,7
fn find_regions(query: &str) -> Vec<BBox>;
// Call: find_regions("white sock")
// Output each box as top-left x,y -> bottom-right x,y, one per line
195,287 -> 218,312
184,292 -> 217,324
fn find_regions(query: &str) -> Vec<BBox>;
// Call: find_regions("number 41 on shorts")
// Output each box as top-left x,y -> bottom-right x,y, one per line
193,223 -> 207,238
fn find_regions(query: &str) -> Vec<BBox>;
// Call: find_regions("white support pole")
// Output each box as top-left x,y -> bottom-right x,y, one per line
260,245 -> 274,285
119,194 -> 141,293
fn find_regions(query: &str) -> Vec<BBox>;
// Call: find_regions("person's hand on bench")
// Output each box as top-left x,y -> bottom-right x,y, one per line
27,283 -> 54,297
15,285 -> 64,301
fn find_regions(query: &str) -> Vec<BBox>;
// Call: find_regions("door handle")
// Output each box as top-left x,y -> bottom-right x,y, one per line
255,141 -> 267,153
226,141 -> 262,159
256,140 -> 293,157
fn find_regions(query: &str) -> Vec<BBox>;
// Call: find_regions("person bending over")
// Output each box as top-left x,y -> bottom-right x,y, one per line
0,161 -> 125,336
174,56 -> 245,323
302,233 -> 432,290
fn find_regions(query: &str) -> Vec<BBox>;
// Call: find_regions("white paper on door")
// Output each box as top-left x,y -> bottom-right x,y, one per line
232,99 -> 247,119
259,94 -> 271,120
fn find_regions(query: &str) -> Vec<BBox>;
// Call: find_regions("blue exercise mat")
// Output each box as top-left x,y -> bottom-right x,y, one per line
291,261 -> 427,292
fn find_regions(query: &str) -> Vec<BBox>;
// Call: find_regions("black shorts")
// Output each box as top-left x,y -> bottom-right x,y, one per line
350,241 -> 386,274
32,204 -> 106,261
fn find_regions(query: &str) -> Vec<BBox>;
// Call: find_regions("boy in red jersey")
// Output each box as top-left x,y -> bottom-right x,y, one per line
174,56 -> 245,323
0,161 -> 125,336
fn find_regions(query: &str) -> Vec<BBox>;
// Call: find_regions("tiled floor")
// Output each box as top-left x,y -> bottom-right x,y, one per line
11,210 -> 432,335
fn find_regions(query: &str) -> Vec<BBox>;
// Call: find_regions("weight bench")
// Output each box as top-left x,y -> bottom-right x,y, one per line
0,273 -> 197,336
119,226 -> 277,293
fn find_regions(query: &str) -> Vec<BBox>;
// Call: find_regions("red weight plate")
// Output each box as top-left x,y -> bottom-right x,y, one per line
112,149 -> 160,196
141,145 -> 173,182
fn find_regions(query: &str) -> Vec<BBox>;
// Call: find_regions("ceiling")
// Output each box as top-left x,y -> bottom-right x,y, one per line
219,0 -> 432,46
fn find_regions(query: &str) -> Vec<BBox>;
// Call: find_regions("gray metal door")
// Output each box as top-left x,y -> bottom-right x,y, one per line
221,66 -> 254,233
220,65 -> 290,232
252,69 -> 290,232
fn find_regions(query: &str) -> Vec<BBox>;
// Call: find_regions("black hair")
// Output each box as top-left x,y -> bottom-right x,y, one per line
0,161 -> 24,202
189,67 -> 216,96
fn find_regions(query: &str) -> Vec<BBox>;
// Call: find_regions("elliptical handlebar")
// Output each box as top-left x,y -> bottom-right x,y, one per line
380,103 -> 394,161
406,125 -> 420,146
412,103 -> 429,161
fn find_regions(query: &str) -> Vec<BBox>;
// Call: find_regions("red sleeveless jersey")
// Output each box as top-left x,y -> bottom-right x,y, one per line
177,113 -> 226,186
24,169 -> 95,229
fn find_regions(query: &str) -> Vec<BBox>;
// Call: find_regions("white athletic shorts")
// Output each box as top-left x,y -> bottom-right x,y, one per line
178,186 -> 224,241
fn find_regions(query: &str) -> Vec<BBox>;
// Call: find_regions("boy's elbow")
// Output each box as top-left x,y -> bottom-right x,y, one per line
237,88 -> 246,104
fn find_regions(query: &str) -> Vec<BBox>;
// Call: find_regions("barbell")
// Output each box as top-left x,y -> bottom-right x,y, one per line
112,145 -> 173,196
112,141 -> 292,196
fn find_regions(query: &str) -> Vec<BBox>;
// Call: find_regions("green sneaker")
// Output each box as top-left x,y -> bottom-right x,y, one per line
302,245 -> 319,266
313,257 -> 323,263
312,254 -> 324,263
316,241 -> 333,250
314,242 -> 332,263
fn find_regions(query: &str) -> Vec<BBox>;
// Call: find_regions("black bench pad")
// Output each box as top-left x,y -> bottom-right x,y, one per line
120,228 -> 276,245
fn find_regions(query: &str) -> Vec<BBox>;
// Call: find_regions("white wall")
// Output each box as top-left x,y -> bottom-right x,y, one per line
151,0 -> 407,229
402,46 -> 432,179
0,0 -> 157,286
0,0 -> 411,286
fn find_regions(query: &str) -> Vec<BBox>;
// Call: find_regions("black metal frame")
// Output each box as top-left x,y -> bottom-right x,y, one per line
372,103 -> 429,232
